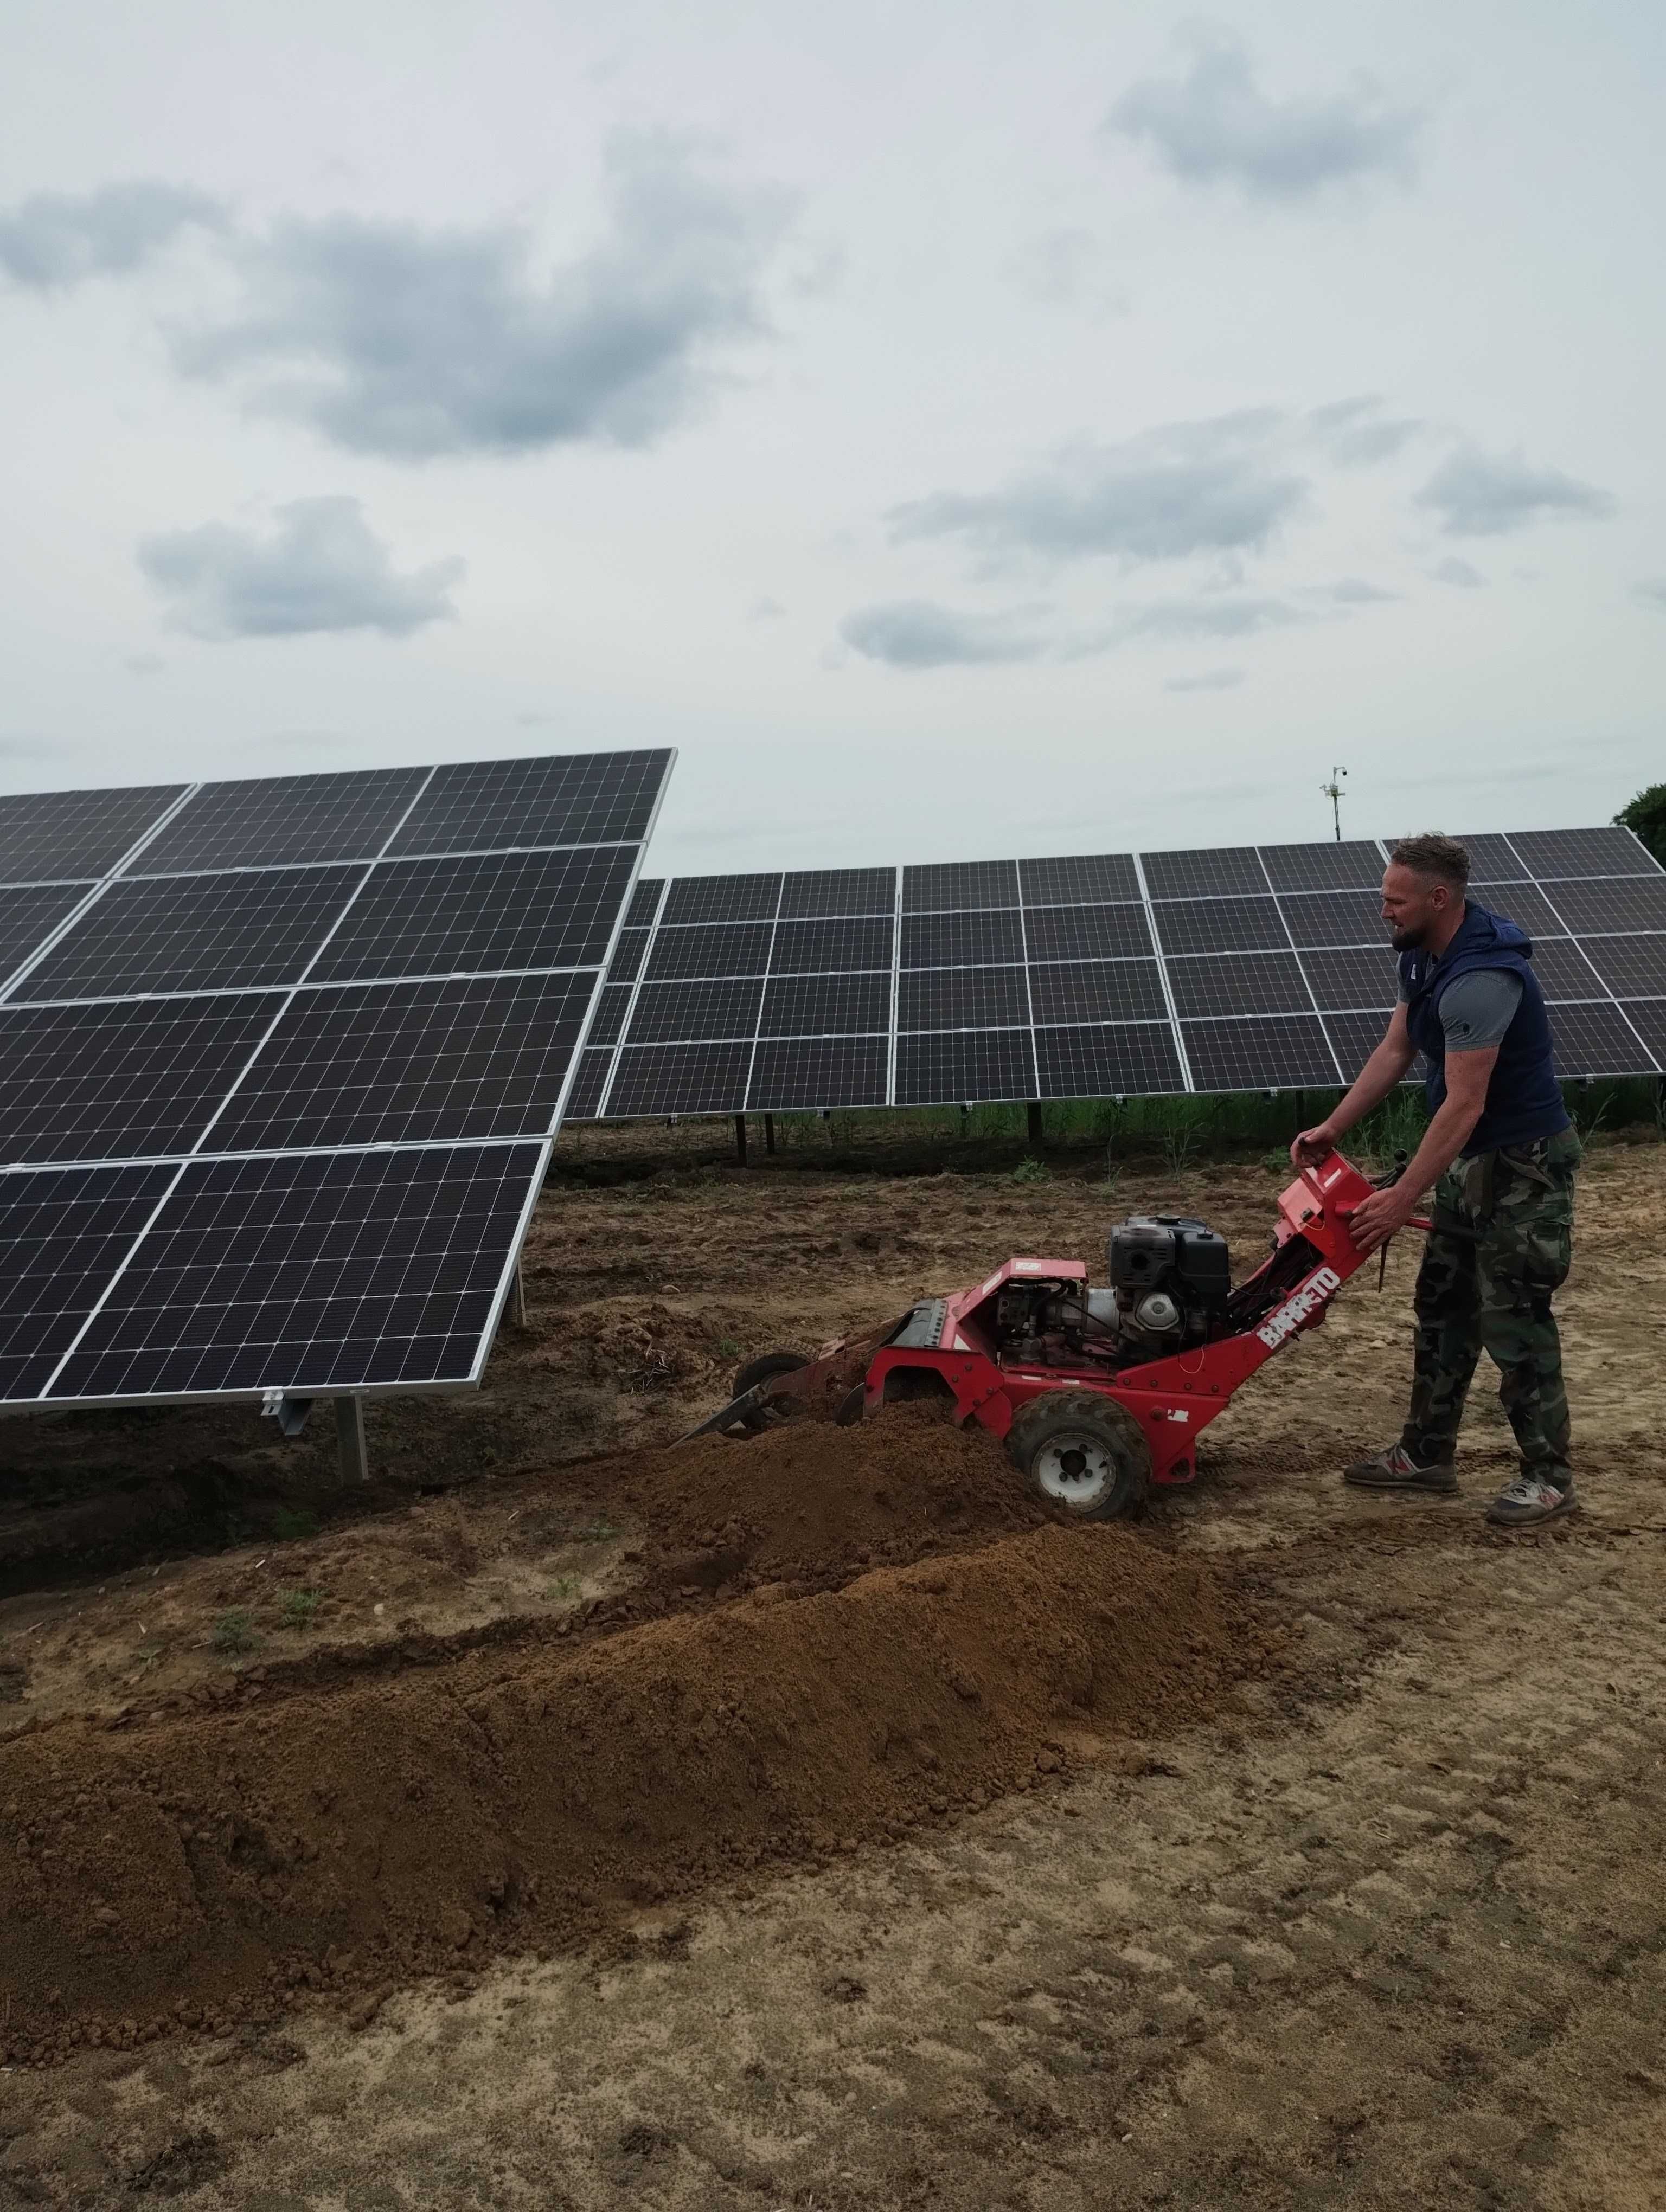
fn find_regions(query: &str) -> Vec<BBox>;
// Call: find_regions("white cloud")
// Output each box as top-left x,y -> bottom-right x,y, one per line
1103,33 -> 1421,202
1430,555 -> 1486,588
137,497 -> 464,639
838,600 -> 1047,667
169,134 -> 791,458
1414,446 -> 1614,536
0,180 -> 224,287
1633,580 -> 1666,610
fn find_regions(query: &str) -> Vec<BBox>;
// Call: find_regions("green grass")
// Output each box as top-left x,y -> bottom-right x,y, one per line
572,1516 -> 618,1545
1010,1155 -> 1050,1184
272,1506 -> 319,1542
279,1589 -> 321,1629
210,1609 -> 259,1656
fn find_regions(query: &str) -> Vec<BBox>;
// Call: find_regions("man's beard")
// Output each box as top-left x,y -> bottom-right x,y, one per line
1389,923 -> 1425,953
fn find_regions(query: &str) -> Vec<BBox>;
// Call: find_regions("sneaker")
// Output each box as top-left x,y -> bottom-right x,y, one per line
1486,1475 -> 1577,1527
1343,1441 -> 1460,1494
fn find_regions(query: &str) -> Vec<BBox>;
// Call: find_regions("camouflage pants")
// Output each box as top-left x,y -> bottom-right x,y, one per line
1401,1127 -> 1582,1488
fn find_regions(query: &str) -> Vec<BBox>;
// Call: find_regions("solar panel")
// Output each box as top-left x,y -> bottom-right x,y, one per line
0,749 -> 672,1417
13,865 -> 365,1000
1151,898 -> 1288,956
1024,904 -> 1155,962
577,821 -> 1666,1118
1142,846 -> 1268,899
49,1143 -> 547,1404
1028,960 -> 1169,1025
128,767 -> 428,875
1184,1017 -> 1341,1091
385,750 -> 671,856
0,784 -> 187,884
902,859 -> 1019,913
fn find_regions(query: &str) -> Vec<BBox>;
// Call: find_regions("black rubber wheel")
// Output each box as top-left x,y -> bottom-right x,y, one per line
732,1351 -> 808,1433
1004,1388 -> 1152,1522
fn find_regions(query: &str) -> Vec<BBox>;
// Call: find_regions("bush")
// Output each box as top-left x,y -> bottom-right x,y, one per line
1616,783 -> 1666,867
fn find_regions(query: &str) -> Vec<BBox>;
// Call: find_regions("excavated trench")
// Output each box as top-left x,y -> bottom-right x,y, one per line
0,1408 -> 1286,2065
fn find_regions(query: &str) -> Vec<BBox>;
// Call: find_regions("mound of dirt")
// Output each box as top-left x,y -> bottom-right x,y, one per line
618,1398 -> 1055,1592
0,1525 -> 1283,2065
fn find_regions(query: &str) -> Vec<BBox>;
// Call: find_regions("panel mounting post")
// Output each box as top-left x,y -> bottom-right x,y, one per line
512,1261 -> 527,1328
1026,1100 -> 1044,1154
734,1114 -> 748,1167
335,1394 -> 368,1483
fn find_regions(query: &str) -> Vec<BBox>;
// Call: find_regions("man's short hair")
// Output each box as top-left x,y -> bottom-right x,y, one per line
1389,832 -> 1470,891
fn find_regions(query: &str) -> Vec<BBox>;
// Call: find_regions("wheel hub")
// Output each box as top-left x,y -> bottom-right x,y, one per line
1034,1431 -> 1114,1507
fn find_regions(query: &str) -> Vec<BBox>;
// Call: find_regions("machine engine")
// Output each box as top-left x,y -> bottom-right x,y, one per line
991,1214 -> 1233,1365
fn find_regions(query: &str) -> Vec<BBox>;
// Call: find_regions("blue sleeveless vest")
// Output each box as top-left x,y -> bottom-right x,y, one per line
1399,903 -> 1569,1156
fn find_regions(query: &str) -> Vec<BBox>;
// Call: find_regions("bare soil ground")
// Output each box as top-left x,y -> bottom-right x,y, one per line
2,1127 -> 1664,2209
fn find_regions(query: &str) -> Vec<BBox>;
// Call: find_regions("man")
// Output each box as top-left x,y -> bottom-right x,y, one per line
1291,833 -> 1582,1528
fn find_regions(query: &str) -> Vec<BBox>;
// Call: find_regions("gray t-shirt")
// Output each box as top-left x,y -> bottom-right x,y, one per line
1398,964 -> 1523,1050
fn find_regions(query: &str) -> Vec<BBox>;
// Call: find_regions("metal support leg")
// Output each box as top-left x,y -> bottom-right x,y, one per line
1026,1100 -> 1044,1153
734,1114 -> 748,1166
764,1113 -> 776,1156
512,1261 -> 527,1328
335,1394 -> 368,1483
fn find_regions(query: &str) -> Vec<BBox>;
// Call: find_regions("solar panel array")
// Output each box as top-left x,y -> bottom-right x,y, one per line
571,826 -> 1666,1116
0,751 -> 671,1410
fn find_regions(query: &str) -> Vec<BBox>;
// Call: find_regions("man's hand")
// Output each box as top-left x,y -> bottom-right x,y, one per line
1290,1123 -> 1337,1168
1347,1183 -> 1420,1255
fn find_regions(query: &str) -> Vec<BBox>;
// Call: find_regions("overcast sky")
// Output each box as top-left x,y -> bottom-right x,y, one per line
2,1 -> 1662,878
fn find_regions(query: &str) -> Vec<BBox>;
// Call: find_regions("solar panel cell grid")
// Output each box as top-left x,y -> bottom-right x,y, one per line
621,976 -> 764,1044
760,972 -> 892,1037
1471,884 -> 1573,940
1577,935 -> 1666,999
1035,1023 -> 1186,1098
1508,826 -> 1661,879
899,965 -> 1031,1032
387,749 -> 672,857
606,1041 -> 753,1117
767,915 -> 896,975
0,885 -> 97,985
1432,833 -> 1527,883
1258,840 -> 1386,893
130,767 -> 428,875
309,846 -> 637,982
210,973 -> 598,1153
0,785 -> 187,885
778,868 -> 896,919
1616,999 -> 1666,1063
748,1035 -> 888,1109
47,1142 -> 544,1402
608,928 -> 649,983
1028,960 -> 1169,1025
0,1163 -> 180,1401
565,1049 -> 612,1119
660,873 -> 782,925
901,909 -> 1026,970
1548,1000 -> 1659,1077
1274,889 -> 1391,948
1151,897 -> 1289,956
1534,877 -> 1666,936
1018,852 -> 1140,905
1023,904 -> 1155,962
901,859 -> 1020,913
1141,846 -> 1270,899
0,994 -> 280,1165
1298,946 -> 1400,1012
586,983 -> 634,1049
12,865 -> 364,1001
625,878 -> 664,928
1526,939 -> 1610,1002
1184,1016 -> 1340,1091
642,922 -> 774,982
1321,1011 -> 1422,1085
1164,952 -> 1315,1020
895,1028 -> 1035,1105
